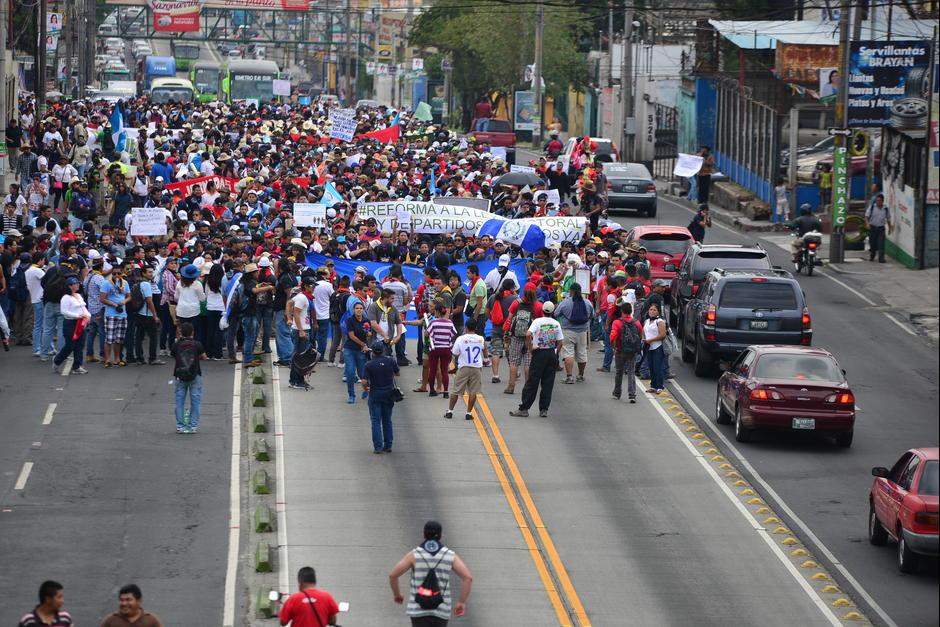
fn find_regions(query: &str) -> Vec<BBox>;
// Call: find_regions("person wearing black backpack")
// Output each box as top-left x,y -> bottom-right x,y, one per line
8,252 -> 33,345
389,520 -> 473,626
554,282 -> 594,385
610,301 -> 643,402
171,322 -> 206,434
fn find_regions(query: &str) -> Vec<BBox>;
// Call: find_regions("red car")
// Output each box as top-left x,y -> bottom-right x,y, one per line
716,345 -> 855,446
624,225 -> 693,281
869,448 -> 939,573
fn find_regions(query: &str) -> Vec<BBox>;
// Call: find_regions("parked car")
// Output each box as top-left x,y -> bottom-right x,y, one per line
669,243 -> 772,334
716,345 -> 854,445
869,448 -> 939,573
356,99 -> 380,109
623,225 -> 693,281
681,268 -> 811,376
560,136 -> 619,171
602,162 -> 657,216
468,118 -> 516,165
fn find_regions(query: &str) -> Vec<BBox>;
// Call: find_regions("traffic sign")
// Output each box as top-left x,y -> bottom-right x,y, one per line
827,127 -> 852,137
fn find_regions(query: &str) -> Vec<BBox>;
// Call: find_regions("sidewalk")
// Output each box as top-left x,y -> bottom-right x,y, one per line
659,181 -> 940,344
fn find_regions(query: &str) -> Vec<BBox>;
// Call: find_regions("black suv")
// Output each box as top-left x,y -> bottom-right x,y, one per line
680,269 -> 812,376
669,243 -> 771,334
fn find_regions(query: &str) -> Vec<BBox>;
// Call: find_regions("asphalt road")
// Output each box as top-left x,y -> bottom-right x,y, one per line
622,193 -> 939,626
0,349 -> 234,625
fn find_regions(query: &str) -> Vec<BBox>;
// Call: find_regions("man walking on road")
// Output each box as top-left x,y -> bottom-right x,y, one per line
171,322 -> 206,434
554,282 -> 593,384
288,277 -> 315,390
510,300 -> 563,418
446,317 -> 487,421
361,339 -> 400,453
389,520 -> 474,627
278,566 -> 340,627
99,584 -> 163,627
865,193 -> 893,263
18,581 -> 72,627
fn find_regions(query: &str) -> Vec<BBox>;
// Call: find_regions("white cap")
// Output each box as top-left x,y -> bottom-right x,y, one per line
498,254 -> 511,267
258,257 -> 272,268
87,249 -> 102,260
542,301 -> 555,315
155,176 -> 164,182
327,207 -> 337,219
177,210 -> 188,220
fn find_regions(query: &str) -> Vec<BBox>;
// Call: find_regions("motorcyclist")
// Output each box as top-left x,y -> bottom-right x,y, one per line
544,132 -> 563,159
788,204 -> 822,262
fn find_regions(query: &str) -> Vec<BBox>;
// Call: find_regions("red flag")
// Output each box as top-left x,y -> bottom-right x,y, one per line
357,124 -> 400,143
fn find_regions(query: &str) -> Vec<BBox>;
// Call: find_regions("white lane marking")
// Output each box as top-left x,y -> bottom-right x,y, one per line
661,196 -> 920,339
14,462 -> 34,490
270,353 -> 290,596
43,403 -> 57,425
641,383 -> 842,626
668,380 -> 898,627
222,364 -> 242,627
208,42 -> 221,64
60,356 -> 72,377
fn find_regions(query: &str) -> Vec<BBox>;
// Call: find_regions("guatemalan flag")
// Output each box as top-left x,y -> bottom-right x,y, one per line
428,168 -> 438,195
321,181 -> 344,206
110,100 -> 126,153
477,217 -> 546,253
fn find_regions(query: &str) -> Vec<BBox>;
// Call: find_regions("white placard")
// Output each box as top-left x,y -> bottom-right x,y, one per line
395,210 -> 412,228
359,201 -> 493,235
273,79 -> 292,97
674,153 -> 704,178
329,108 -> 357,142
346,153 -> 364,167
534,189 -> 561,205
293,203 -> 328,228
129,207 -> 168,236
510,164 -> 536,174
489,147 -> 507,161
574,269 -> 592,293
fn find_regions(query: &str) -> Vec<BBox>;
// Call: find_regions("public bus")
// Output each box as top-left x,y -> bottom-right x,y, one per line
150,77 -> 195,104
171,38 -> 201,72
143,56 -> 176,92
222,59 -> 281,104
190,60 -> 222,102
102,63 -> 131,84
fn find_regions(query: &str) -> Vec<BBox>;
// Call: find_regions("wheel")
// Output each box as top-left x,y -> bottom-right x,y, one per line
795,257 -> 804,274
693,335 -> 713,377
647,204 -> 657,218
898,530 -> 919,573
681,333 -> 694,363
715,387 -> 732,424
669,306 -> 677,330
807,258 -> 814,276
868,505 -> 888,546
675,311 -> 685,339
734,405 -> 752,442
834,429 -> 853,448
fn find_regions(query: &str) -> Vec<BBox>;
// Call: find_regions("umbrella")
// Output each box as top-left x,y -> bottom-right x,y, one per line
492,171 -> 543,188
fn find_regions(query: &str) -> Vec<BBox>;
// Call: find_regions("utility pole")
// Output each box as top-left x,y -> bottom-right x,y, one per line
344,0 -> 354,104
0,0 -> 8,180
64,1 -> 73,97
831,0 -> 856,263
607,2 -> 613,88
864,0 -> 876,201
38,0 -> 48,117
533,0 -> 544,146
621,3 -> 635,161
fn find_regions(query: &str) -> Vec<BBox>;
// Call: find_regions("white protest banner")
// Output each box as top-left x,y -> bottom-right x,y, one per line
329,108 -> 357,142
346,154 -> 364,167
674,153 -> 704,178
359,201 -> 492,235
125,128 -> 140,141
432,196 -> 491,213
533,189 -> 561,206
490,147 -> 507,161
293,203 -> 328,228
575,268 -> 592,292
395,210 -> 412,228
510,164 -> 536,174
522,216 -> 588,246
129,207 -> 168,237
272,79 -> 292,97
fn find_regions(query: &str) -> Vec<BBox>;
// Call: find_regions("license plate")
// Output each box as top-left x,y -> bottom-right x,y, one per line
792,418 -> 816,430
623,185 -> 637,192
750,320 -> 769,329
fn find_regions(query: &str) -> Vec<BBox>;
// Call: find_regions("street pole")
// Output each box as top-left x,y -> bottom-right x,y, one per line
0,0 -> 7,181
864,0 -> 877,200
533,0 -> 544,146
607,2 -> 613,88
344,0 -> 354,104
38,0 -> 48,118
830,0 -> 853,264
622,3 -> 634,161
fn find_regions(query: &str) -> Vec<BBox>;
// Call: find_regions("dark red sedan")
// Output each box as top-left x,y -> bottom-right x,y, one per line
715,345 -> 855,446
869,448 -> 939,573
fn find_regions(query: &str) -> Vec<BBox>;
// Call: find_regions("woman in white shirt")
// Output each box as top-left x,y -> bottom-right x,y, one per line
643,303 -> 668,394
51,157 -> 78,210
54,276 -> 92,374
174,264 -> 207,343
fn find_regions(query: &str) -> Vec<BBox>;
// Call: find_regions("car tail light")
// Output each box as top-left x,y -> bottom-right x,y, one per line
801,307 -> 812,344
607,181 -> 612,190
751,277 -> 768,282
646,183 -> 656,193
807,242 -> 818,249
914,511 -> 940,530
825,392 -> 855,405
692,284 -> 700,295
704,304 -> 716,325
750,388 -> 784,401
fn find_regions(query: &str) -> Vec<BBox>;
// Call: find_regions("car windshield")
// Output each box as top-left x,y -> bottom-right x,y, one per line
719,281 -> 798,309
605,164 -> 649,179
693,252 -> 770,280
753,354 -> 844,381
638,234 -> 691,255
920,461 -> 939,496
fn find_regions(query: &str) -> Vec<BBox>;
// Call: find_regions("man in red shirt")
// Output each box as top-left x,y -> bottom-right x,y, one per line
278,566 -> 340,627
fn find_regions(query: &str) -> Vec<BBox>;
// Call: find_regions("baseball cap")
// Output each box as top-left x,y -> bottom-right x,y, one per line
498,254 -> 511,267
542,301 -> 556,315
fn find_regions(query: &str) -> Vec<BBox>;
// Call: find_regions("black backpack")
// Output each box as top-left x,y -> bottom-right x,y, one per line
414,551 -> 449,610
329,290 -> 350,323
128,281 -> 145,313
619,319 -> 644,354
8,267 -> 29,303
568,298 -> 589,326
510,305 -> 533,338
174,339 -> 199,382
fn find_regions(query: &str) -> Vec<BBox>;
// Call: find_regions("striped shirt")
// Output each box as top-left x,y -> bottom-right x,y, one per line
407,544 -> 456,619
18,609 -> 73,627
426,317 -> 456,350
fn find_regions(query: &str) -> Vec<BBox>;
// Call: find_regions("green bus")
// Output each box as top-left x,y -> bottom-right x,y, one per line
222,59 -> 281,104
171,39 -> 201,72
190,60 -> 222,102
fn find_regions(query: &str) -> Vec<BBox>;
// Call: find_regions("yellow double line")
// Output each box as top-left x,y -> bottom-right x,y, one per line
469,394 -> 591,627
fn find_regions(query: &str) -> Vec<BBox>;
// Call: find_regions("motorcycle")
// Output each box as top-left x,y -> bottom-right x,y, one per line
794,230 -> 823,276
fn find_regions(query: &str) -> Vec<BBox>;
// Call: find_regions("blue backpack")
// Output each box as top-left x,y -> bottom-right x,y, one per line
8,267 -> 29,302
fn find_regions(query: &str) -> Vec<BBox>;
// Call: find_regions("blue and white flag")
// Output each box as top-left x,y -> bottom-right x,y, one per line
391,111 -> 401,127
428,168 -> 438,195
322,181 -> 344,206
110,100 -> 126,152
477,218 -> 546,253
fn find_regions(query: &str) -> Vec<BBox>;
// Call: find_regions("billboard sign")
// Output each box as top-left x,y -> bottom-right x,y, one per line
848,40 -> 931,129
775,43 -> 840,85
514,90 -> 536,131
148,0 -> 200,32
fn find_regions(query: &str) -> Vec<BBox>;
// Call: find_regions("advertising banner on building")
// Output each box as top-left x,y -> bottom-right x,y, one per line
832,146 -> 848,229
847,40 -> 931,129
775,43 -> 840,85
929,46 -> 939,205
148,0 -> 201,32
514,91 -> 537,131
